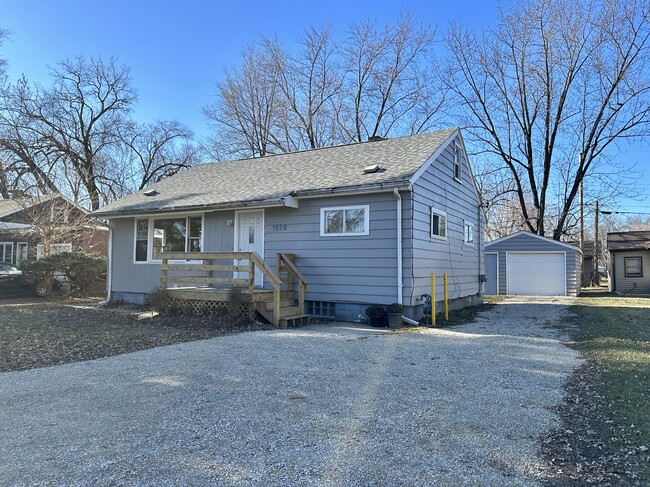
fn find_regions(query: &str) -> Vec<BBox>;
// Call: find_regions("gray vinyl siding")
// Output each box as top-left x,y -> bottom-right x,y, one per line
485,233 -> 581,296
408,135 -> 483,306
611,250 -> 650,294
109,211 -> 235,296
265,192 -> 401,304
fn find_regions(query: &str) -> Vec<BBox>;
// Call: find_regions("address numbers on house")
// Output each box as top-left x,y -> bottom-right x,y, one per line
272,224 -> 288,232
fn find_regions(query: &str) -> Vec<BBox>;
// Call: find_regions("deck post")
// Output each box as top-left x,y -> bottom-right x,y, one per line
274,284 -> 282,328
161,257 -> 168,289
204,258 -> 211,288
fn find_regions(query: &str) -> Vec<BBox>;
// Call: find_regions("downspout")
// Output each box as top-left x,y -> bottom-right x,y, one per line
394,187 -> 403,305
105,222 -> 113,303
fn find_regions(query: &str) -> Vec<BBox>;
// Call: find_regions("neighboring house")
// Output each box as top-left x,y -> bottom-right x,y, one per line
485,231 -> 582,296
93,128 -> 485,321
607,231 -> 650,294
0,194 -> 108,264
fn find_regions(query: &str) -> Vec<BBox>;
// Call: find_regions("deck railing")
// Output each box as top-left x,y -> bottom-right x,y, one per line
159,251 -> 285,325
276,253 -> 308,315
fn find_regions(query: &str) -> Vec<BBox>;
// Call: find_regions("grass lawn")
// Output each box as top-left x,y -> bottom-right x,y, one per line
570,290 -> 650,482
0,298 -> 266,372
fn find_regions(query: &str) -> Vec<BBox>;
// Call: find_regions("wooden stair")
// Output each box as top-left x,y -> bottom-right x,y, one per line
254,290 -> 310,328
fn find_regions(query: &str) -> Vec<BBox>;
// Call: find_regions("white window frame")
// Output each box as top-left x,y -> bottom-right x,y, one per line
320,205 -> 370,237
0,242 -> 13,263
133,214 -> 204,264
464,222 -> 474,245
453,143 -> 462,182
16,242 -> 28,264
36,242 -> 72,260
430,208 -> 447,240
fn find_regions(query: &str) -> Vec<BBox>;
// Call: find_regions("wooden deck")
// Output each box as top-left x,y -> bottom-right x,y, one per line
159,252 -> 309,327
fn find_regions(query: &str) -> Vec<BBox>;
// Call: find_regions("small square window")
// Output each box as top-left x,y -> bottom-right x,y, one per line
624,257 -> 643,278
431,208 -> 447,239
464,223 -> 474,244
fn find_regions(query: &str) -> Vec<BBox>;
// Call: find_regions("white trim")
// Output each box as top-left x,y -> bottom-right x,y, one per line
453,143 -> 462,182
107,225 -> 113,301
320,205 -> 370,237
133,213 -> 205,264
485,252 -> 499,294
505,251 -> 567,296
0,241 -> 13,263
463,221 -> 474,246
15,242 -> 28,263
430,207 -> 447,240
486,231 -> 584,254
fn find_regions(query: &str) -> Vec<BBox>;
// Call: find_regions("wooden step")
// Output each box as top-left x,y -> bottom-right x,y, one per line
279,306 -> 303,318
280,314 -> 310,328
255,290 -> 294,301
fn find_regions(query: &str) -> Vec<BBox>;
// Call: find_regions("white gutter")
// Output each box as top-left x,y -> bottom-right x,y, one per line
394,187 -> 403,305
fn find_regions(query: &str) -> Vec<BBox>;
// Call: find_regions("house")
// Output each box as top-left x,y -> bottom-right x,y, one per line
485,231 -> 582,296
607,231 -> 650,294
0,194 -> 108,264
93,128 -> 485,323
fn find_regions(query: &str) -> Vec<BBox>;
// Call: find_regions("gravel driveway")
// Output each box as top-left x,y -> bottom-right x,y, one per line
0,297 -> 581,486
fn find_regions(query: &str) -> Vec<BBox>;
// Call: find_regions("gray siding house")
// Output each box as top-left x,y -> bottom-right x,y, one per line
485,231 -> 582,296
607,231 -> 650,294
94,128 -> 484,321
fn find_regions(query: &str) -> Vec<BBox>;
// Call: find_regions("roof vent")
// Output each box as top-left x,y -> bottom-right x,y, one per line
143,189 -> 159,197
367,135 -> 384,142
363,164 -> 380,174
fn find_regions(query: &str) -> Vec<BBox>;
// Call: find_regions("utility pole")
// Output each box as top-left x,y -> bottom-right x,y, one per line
593,200 -> 600,287
579,153 -> 584,254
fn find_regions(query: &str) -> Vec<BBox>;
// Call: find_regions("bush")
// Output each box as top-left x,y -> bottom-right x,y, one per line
146,286 -> 177,315
24,252 -> 106,297
365,305 -> 387,327
386,303 -> 403,314
226,286 -> 246,316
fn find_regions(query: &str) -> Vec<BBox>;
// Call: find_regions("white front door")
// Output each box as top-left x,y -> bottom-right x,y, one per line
235,210 -> 264,286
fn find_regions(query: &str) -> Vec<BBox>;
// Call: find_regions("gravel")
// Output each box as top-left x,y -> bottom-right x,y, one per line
0,296 -> 581,486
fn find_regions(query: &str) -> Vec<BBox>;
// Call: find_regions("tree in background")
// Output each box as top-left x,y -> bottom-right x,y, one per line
0,54 -> 198,209
445,0 -> 650,240
204,11 -> 445,159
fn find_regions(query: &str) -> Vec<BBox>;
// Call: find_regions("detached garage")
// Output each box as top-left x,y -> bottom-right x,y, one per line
485,231 -> 582,296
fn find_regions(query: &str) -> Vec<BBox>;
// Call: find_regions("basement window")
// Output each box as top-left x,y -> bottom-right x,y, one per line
306,301 -> 336,318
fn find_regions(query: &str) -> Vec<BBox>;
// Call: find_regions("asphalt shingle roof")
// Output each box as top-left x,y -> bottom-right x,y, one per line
93,128 -> 457,217
607,231 -> 650,251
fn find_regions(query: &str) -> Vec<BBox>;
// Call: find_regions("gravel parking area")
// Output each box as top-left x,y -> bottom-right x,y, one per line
0,296 -> 580,486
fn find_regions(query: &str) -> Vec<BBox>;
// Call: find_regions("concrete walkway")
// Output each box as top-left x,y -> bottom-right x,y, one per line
0,297 -> 581,486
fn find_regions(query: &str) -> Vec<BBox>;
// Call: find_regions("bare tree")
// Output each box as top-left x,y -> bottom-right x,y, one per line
118,120 -> 198,191
341,11 -> 441,142
204,45 -> 281,159
445,0 -> 650,240
3,57 -> 136,210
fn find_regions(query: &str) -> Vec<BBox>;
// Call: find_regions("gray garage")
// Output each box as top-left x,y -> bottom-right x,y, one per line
485,231 -> 582,296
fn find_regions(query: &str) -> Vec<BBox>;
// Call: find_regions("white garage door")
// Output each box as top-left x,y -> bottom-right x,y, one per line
507,252 -> 566,296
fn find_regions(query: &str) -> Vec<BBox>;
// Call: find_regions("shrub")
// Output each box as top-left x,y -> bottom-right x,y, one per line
386,303 -> 403,314
226,286 -> 246,316
365,305 -> 387,327
23,252 -> 106,297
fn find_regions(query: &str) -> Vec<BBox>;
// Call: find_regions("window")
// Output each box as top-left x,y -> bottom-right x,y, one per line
431,208 -> 447,239
135,219 -> 149,262
36,243 -> 72,260
0,242 -> 13,263
320,205 -> 369,236
453,144 -> 462,181
464,222 -> 474,244
16,242 -> 28,263
624,256 -> 643,278
135,215 -> 203,262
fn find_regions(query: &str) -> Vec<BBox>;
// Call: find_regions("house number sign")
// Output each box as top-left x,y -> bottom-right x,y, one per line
272,224 -> 288,232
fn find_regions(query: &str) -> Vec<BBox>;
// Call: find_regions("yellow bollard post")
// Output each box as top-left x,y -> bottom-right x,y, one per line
431,273 -> 436,326
444,273 -> 449,321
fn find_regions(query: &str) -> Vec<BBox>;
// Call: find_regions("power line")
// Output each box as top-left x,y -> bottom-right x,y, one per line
600,210 -> 650,215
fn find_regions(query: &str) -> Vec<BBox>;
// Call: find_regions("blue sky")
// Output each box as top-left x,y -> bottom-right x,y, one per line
1,0 -> 648,212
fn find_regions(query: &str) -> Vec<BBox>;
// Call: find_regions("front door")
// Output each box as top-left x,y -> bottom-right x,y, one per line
235,210 -> 264,286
